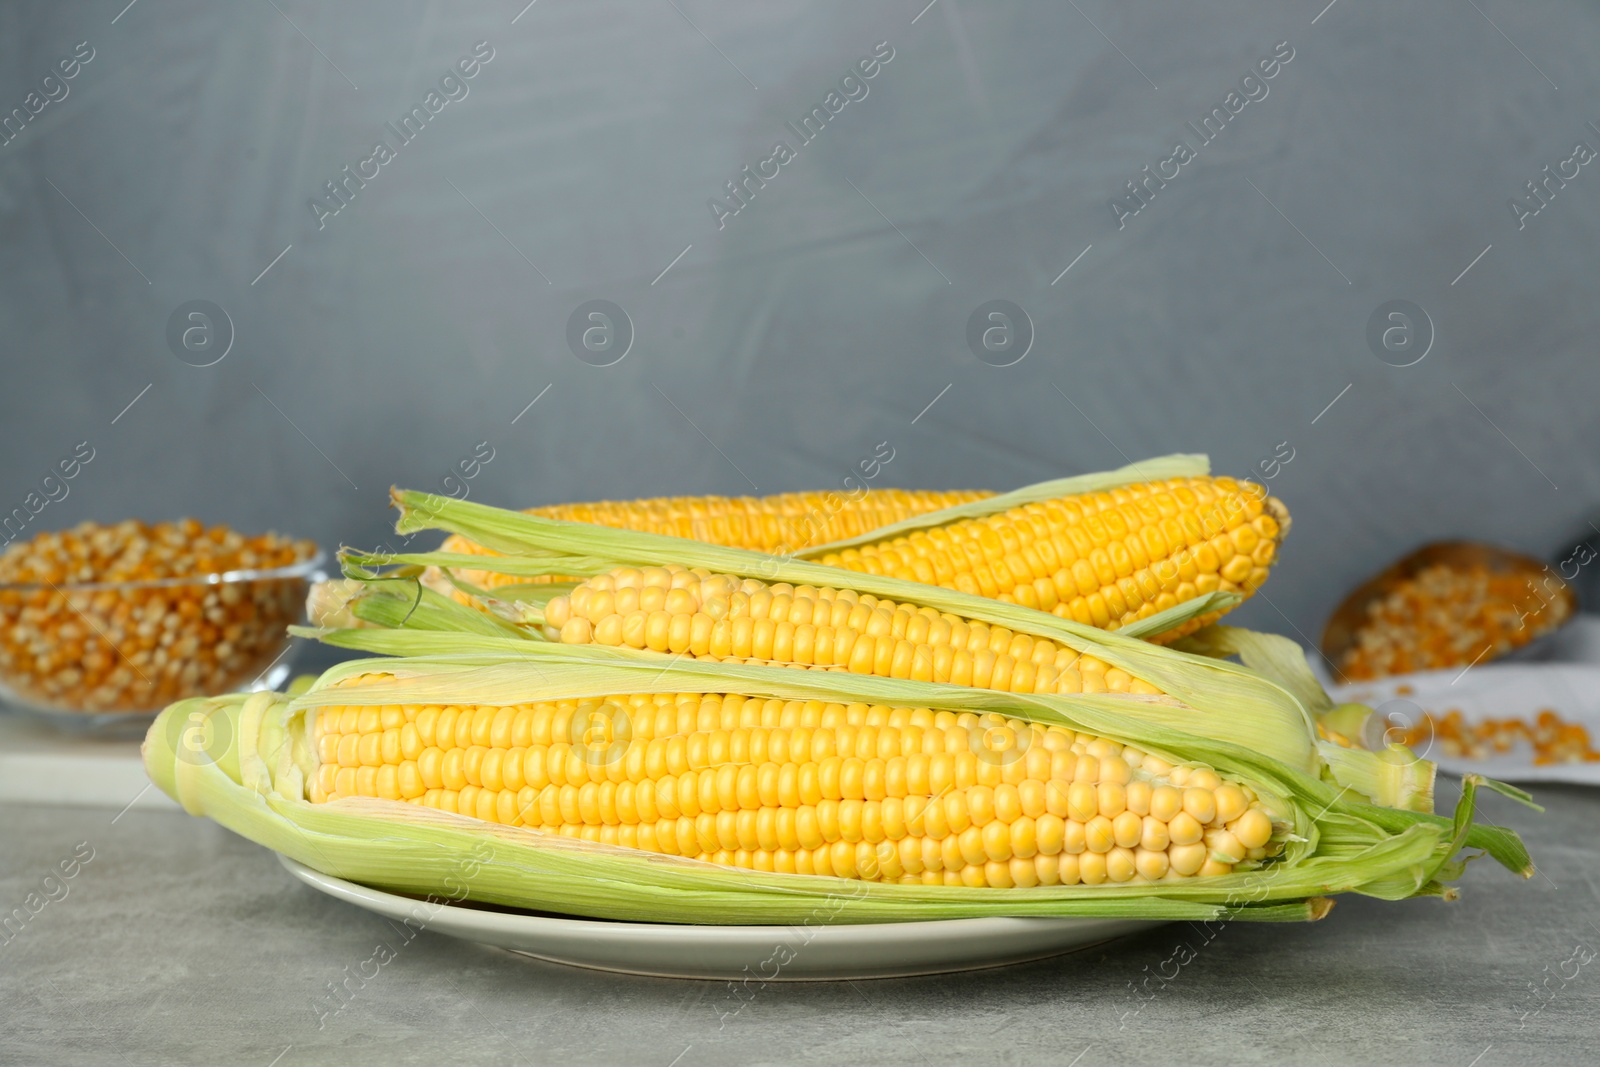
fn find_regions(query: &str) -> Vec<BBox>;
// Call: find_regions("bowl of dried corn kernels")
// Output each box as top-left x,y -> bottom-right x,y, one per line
0,520 -> 321,726
1321,541 -> 1576,682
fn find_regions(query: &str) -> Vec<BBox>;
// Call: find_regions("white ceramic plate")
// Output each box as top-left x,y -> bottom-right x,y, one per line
278,855 -> 1154,981
1331,663 -> 1600,786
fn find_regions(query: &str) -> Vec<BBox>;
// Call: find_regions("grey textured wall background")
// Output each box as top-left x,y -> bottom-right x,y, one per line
3,0 -> 1598,647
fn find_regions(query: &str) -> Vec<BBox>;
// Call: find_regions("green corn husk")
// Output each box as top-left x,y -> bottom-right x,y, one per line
1172,625 -> 1335,717
293,625 -> 1534,858
143,648 -> 1531,926
1172,625 -> 1440,813
1171,629 -> 1542,820
792,453 -> 1215,556
357,488 -> 1317,771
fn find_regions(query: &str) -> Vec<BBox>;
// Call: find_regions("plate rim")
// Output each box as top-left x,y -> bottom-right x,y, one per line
276,853 -> 1141,941
277,855 -> 1157,980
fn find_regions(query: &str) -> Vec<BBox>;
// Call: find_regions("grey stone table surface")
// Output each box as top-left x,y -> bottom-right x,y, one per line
1,788 -> 1595,1067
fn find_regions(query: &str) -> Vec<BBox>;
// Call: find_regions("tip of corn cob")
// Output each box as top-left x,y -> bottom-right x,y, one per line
1265,495 -> 1292,540
306,578 -> 366,629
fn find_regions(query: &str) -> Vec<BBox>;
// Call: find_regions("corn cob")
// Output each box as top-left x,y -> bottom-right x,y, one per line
144,648 -> 1535,925
462,488 -> 988,555
423,458 -> 1286,643
541,565 -> 1168,697
440,488 -> 986,599
307,684 -> 1277,888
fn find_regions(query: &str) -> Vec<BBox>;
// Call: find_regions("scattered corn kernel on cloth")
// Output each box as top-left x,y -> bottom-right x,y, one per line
1315,615 -> 1600,785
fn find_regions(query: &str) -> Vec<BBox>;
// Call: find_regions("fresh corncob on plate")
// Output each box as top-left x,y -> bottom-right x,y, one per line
322,467 -> 1272,711
306,684 -> 1274,885
142,645 -> 1533,926
385,455 -> 1287,643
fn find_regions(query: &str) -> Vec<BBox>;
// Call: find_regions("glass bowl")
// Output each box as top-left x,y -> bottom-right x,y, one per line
0,549 -> 325,730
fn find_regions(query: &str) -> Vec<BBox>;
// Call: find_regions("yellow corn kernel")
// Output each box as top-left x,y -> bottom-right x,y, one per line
309,691 -> 1282,889
546,568 -> 1170,699
817,476 -> 1288,642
